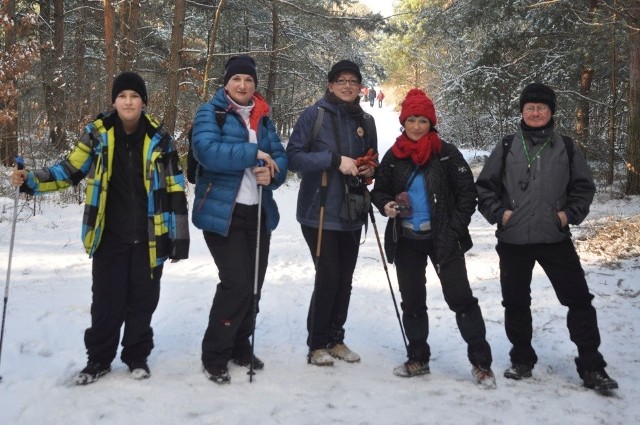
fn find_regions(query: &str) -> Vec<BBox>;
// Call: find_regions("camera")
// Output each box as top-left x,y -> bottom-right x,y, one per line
394,204 -> 409,212
346,175 -> 365,189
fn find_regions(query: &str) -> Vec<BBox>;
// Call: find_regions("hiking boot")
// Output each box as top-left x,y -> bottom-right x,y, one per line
129,361 -> 151,380
203,364 -> 231,384
232,354 -> 265,370
393,360 -> 430,377
75,361 -> 111,385
581,368 -> 618,392
308,349 -> 334,366
504,363 -> 533,380
327,343 -> 361,363
472,366 -> 497,389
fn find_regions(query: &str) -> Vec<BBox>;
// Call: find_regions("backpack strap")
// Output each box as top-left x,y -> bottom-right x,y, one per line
561,135 -> 574,171
501,134 -> 515,176
311,106 -> 325,145
361,112 -> 377,151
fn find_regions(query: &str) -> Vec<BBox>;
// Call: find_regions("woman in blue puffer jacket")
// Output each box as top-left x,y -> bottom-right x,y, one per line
191,55 -> 288,384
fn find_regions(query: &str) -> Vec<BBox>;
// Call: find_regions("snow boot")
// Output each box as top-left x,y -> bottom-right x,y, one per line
503,363 -> 533,380
327,343 -> 360,363
203,364 -> 231,384
580,368 -> 618,392
472,365 -> 497,389
232,354 -> 265,370
129,361 -> 151,380
308,349 -> 334,366
75,361 -> 111,385
393,359 -> 430,377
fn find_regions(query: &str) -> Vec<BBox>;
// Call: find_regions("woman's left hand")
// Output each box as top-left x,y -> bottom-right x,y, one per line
254,166 -> 272,186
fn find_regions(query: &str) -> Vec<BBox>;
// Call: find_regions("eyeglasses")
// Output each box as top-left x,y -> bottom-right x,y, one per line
523,105 -> 550,113
333,79 -> 360,86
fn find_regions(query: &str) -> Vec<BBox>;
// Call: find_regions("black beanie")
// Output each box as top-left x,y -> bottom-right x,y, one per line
111,72 -> 148,104
327,60 -> 362,83
519,83 -> 556,114
223,55 -> 258,86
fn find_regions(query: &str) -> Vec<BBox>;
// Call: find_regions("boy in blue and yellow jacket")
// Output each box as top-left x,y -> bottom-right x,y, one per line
11,72 -> 189,385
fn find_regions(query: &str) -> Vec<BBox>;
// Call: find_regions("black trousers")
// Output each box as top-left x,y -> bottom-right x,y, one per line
394,237 -> 492,367
301,225 -> 361,351
201,204 -> 270,367
497,239 -> 605,371
86,238 -> 162,367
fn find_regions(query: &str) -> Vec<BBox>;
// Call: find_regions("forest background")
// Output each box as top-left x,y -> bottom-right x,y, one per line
0,0 -> 639,200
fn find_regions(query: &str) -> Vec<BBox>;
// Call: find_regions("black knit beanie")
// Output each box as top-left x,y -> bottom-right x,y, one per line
327,60 -> 362,83
519,83 -> 556,114
223,55 -> 258,86
111,72 -> 148,104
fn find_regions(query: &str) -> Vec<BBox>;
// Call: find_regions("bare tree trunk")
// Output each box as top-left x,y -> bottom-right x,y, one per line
607,8 -> 618,185
626,5 -> 640,194
1,0 -> 17,166
119,0 -> 140,71
104,0 -> 117,109
38,0 -> 66,152
575,0 -> 599,156
163,0 -> 187,134
265,3 -> 279,106
202,0 -> 226,101
72,4 -> 90,127
53,0 -> 66,150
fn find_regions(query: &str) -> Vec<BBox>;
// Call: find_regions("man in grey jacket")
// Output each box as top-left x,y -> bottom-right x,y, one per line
476,83 -> 618,393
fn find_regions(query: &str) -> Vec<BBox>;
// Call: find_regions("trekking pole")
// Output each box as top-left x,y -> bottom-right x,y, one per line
368,205 -> 408,351
307,170 -> 328,364
0,155 -> 25,382
248,161 -> 265,383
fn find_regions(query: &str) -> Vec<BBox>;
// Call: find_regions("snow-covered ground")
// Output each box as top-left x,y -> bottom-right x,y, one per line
0,102 -> 638,425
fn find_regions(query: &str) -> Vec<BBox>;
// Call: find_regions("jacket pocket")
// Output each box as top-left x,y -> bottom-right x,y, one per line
196,182 -> 213,213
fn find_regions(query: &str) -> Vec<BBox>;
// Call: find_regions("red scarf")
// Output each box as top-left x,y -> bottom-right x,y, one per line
391,131 -> 442,165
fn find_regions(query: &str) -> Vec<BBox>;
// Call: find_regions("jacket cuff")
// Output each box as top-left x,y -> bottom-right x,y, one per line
564,210 -> 574,224
331,152 -> 341,169
496,208 -> 506,225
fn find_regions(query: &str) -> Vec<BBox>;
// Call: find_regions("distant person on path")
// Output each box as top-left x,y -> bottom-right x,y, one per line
287,60 -> 377,367
370,88 -> 496,388
368,87 -> 377,107
191,55 -> 288,384
361,86 -> 369,103
476,83 -> 618,392
10,72 -> 190,385
377,90 -> 385,108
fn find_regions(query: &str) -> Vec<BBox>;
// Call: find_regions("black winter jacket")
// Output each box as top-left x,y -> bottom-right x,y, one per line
371,140 -> 476,268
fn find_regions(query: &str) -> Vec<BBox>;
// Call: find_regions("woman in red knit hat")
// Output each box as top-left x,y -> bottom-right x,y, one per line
370,89 -> 496,388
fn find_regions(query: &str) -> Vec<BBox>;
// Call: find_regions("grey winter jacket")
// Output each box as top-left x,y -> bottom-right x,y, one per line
476,126 -> 595,245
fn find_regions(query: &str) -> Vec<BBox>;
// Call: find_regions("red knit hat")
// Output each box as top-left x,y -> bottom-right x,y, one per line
399,88 -> 437,126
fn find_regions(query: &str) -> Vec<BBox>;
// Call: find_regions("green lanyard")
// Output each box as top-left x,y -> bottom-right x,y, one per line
521,133 -> 551,169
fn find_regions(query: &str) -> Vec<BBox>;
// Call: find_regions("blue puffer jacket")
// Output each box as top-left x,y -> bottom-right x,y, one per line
191,87 -> 288,236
